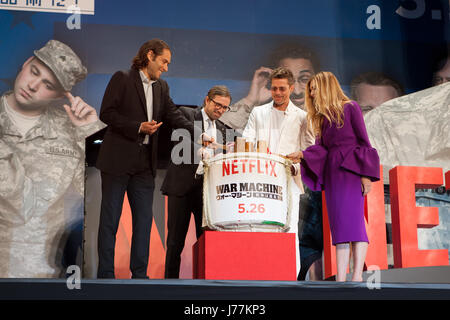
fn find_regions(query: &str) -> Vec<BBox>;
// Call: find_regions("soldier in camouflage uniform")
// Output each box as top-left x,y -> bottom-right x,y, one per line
0,40 -> 105,277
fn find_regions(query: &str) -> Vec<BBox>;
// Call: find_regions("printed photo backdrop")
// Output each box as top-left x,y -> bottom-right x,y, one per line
0,0 -> 449,278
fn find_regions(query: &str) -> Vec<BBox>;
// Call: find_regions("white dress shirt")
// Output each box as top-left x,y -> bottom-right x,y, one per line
268,106 -> 287,154
201,108 -> 217,141
139,70 -> 156,144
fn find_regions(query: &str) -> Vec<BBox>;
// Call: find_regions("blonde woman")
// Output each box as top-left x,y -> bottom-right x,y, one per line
287,71 -> 380,282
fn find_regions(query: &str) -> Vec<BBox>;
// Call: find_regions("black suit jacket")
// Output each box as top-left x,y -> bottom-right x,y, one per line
96,69 -> 194,176
161,106 -> 231,196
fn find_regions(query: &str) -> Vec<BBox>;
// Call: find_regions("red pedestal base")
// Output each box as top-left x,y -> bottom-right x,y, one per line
193,231 -> 296,281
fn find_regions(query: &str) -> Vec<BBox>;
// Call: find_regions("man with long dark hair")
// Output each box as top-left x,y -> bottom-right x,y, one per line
96,39 -> 195,279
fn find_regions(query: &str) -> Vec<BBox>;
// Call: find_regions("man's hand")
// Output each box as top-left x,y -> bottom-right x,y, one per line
244,66 -> 273,106
63,92 -> 98,126
197,146 -> 214,160
139,120 -> 163,135
199,133 -> 215,147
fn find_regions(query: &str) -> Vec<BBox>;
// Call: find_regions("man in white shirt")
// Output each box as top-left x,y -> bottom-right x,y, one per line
220,44 -> 318,130
242,67 -> 315,277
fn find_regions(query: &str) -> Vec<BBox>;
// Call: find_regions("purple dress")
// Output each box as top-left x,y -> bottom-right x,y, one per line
300,101 -> 380,245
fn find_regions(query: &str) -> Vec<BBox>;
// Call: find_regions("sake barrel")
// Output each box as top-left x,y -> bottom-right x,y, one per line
202,152 -> 293,232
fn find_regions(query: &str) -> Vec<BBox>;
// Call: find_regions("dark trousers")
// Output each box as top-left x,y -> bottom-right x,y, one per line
97,169 -> 155,279
164,187 -> 203,278
298,186 -> 323,280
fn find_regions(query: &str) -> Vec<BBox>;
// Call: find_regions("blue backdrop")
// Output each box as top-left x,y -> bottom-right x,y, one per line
1,0 -> 449,110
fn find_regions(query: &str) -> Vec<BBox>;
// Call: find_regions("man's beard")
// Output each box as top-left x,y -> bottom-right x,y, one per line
273,98 -> 287,108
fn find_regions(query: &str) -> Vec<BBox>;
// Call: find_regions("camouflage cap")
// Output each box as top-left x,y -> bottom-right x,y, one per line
33,40 -> 87,91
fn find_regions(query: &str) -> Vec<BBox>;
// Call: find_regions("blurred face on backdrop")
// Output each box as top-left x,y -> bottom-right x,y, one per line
9,57 -> 64,116
278,57 -> 314,108
355,83 -> 399,114
204,95 -> 231,121
433,58 -> 450,86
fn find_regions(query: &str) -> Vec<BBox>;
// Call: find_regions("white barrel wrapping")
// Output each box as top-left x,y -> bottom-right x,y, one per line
202,152 -> 293,232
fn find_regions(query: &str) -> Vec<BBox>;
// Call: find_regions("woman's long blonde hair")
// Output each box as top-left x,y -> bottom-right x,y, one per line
305,71 -> 351,138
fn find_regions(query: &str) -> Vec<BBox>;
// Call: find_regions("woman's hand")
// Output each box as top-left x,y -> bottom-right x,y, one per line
361,176 -> 372,196
286,151 -> 303,164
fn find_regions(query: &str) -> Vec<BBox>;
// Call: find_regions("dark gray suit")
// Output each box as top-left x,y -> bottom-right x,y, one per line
161,106 -> 229,278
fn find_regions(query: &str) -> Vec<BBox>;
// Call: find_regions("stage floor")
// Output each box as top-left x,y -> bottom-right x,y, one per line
1,266 -> 450,302
1,270 -> 450,301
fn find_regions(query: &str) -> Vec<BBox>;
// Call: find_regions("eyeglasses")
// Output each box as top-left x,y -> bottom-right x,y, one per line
209,98 -> 230,112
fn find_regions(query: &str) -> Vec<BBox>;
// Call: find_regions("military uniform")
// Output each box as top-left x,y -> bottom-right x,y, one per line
0,40 -> 105,277
0,94 -> 105,277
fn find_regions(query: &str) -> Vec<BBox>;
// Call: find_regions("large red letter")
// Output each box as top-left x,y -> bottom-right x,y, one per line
322,192 -> 336,279
364,166 -> 388,271
446,171 -> 450,190
389,166 -> 449,268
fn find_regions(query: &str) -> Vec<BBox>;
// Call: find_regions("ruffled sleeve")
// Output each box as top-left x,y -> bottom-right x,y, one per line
340,146 -> 380,181
341,101 -> 380,181
300,139 -> 328,191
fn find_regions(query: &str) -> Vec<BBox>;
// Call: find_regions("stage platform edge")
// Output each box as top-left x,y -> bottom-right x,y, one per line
1,266 -> 450,300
